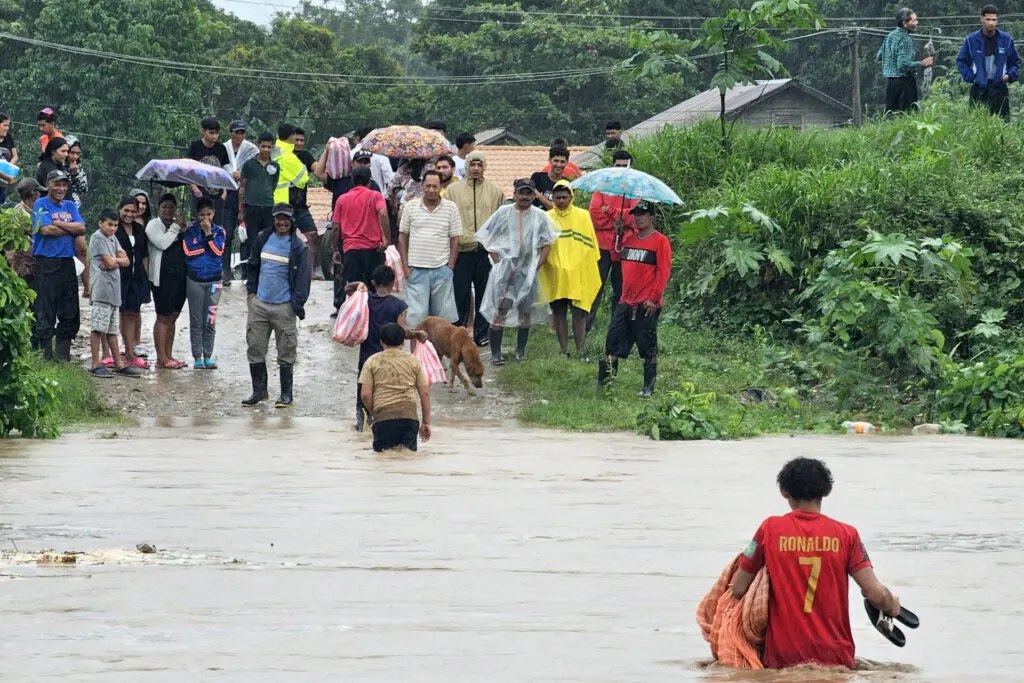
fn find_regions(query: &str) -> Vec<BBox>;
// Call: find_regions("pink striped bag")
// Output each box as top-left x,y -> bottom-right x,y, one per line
325,136 -> 352,180
413,340 -> 447,385
332,283 -> 369,346
385,245 -> 405,294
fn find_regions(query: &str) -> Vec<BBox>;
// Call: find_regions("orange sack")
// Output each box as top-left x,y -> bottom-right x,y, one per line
696,554 -> 770,670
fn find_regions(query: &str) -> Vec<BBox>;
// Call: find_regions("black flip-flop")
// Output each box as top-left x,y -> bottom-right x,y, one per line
864,599 -> 912,647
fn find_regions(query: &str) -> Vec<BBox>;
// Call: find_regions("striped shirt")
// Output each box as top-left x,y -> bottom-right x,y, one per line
399,197 -> 463,269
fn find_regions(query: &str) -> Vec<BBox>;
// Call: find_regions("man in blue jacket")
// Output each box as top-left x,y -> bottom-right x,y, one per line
243,203 -> 311,408
956,5 -> 1020,120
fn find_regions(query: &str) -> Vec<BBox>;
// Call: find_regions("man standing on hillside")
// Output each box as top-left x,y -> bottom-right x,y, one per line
877,8 -> 933,113
188,117 -> 229,211
587,150 -> 639,332
956,5 -> 1020,120
453,132 -> 476,179
446,150 -> 504,346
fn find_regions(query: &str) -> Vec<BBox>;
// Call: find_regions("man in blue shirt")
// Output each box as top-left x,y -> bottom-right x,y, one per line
243,203 -> 311,408
31,169 -> 85,361
956,5 -> 1020,120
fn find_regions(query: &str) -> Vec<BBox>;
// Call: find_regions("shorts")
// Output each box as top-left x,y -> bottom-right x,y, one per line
372,418 -> 419,452
91,301 -> 120,335
549,298 -> 586,315
120,276 -> 151,313
405,266 -> 458,327
605,303 -> 659,359
294,208 -> 316,234
151,272 -> 187,315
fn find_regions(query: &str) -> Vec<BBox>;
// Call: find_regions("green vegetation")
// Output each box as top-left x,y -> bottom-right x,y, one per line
503,93 -> 1024,439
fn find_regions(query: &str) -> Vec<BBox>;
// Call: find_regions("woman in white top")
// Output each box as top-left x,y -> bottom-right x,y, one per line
146,193 -> 188,369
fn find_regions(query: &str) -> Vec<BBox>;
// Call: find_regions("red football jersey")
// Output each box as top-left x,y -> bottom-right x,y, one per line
738,510 -> 872,669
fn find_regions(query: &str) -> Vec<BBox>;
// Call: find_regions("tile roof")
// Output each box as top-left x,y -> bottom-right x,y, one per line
306,143 -> 589,222
474,145 -> 589,198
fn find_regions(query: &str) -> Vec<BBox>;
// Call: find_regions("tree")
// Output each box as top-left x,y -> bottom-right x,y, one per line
627,0 -> 822,146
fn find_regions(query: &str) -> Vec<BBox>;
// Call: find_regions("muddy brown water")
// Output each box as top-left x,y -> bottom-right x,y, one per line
1,426 -> 1022,681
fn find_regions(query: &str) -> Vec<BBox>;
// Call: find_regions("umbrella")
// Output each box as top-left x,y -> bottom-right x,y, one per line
135,158 -> 238,191
570,167 -> 683,205
359,125 -> 451,159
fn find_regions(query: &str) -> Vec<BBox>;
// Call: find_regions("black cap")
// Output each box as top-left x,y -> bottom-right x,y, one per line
229,120 -> 247,133
629,200 -> 654,215
272,203 -> 294,217
513,178 -> 536,192
353,150 -> 373,162
45,169 -> 69,183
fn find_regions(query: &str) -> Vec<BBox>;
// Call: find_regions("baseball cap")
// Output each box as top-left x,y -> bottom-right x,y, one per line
46,169 -> 69,183
272,202 -> 294,217
513,178 -> 536,192
629,200 -> 654,215
229,120 -> 247,133
353,150 -> 373,162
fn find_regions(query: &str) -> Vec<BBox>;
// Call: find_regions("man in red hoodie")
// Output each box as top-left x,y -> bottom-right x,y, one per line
587,150 -> 637,331
597,200 -> 670,397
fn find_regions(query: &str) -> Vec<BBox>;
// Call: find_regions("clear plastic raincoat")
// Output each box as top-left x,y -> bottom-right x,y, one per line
476,203 -> 556,327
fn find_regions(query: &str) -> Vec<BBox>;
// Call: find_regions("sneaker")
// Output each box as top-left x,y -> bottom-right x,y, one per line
90,366 -> 114,378
133,345 -> 149,358
475,337 -> 490,347
514,349 -> 527,361
193,359 -> 205,369
204,358 -> 218,369
491,354 -> 506,367
115,366 -> 142,378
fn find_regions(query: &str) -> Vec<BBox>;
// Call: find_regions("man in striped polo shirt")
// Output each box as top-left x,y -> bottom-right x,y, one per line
398,170 -> 462,327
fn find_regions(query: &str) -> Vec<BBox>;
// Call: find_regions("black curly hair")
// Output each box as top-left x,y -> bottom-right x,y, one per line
777,458 -> 834,502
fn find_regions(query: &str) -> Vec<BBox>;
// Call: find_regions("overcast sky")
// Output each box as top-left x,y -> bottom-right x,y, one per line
212,0 -> 302,25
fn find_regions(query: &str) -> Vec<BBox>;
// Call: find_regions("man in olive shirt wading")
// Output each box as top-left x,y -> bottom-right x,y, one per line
877,8 -> 933,114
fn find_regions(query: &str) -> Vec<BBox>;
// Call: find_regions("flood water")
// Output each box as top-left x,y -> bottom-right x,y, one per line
1,422 -> 1022,682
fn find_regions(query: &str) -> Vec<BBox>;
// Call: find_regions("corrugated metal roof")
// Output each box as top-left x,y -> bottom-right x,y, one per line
474,127 -> 528,146
572,79 -> 851,168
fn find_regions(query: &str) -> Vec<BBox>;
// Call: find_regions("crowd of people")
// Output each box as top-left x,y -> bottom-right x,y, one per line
2,107 -> 673,442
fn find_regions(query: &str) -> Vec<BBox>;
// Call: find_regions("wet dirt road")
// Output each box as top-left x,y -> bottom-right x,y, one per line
2,425 -> 1022,681
76,279 -> 521,423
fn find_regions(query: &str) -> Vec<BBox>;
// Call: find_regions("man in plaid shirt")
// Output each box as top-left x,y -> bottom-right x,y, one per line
877,8 -> 934,113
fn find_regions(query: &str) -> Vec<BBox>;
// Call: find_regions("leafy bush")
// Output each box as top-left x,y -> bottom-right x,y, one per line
0,212 -> 59,438
937,353 -> 1024,437
636,383 -> 754,440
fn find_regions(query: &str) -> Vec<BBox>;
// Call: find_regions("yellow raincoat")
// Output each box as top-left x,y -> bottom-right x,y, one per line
540,181 -> 601,309
272,138 -> 309,205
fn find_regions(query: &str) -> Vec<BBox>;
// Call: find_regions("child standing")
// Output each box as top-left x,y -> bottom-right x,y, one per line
182,196 -> 226,369
348,264 -> 427,431
359,323 -> 432,452
88,209 -> 141,378
597,200 -> 672,398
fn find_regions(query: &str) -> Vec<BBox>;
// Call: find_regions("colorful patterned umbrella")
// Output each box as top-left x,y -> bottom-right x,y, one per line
359,125 -> 452,159
570,167 -> 683,205
135,158 -> 238,190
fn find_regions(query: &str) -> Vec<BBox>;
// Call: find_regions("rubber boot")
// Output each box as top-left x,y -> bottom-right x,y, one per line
597,359 -> 611,388
36,337 -> 54,361
355,391 -> 365,432
611,358 -> 619,377
515,328 -> 530,361
55,338 -> 72,363
489,328 -> 505,366
275,364 -> 294,408
640,359 -> 657,398
241,363 -> 269,406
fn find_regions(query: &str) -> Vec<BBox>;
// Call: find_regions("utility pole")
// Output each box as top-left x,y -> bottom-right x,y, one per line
850,28 -> 863,126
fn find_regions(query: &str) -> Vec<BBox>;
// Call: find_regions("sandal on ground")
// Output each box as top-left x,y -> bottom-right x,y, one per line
90,366 -> 114,378
130,357 -> 150,369
101,356 -> 115,368
115,366 -> 142,378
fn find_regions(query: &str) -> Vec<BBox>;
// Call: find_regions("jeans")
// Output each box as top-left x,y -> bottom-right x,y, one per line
186,278 -> 222,359
405,265 -> 458,327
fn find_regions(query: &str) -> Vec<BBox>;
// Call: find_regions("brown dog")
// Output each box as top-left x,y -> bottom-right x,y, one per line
416,316 -> 485,395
